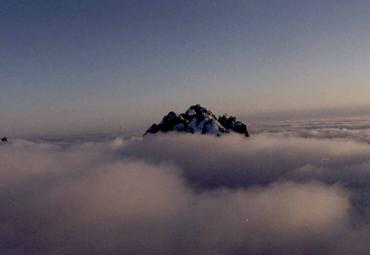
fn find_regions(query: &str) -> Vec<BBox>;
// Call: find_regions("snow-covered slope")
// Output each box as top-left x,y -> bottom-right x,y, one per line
145,104 -> 249,137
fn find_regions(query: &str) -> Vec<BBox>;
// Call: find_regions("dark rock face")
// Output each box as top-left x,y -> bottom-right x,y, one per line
1,137 -> 8,142
145,104 -> 249,137
218,115 -> 250,137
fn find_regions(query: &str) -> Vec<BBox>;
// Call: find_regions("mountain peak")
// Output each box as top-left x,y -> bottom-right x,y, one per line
145,105 -> 249,137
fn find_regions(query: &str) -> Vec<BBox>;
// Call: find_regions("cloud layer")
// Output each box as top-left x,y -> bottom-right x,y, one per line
2,127 -> 370,254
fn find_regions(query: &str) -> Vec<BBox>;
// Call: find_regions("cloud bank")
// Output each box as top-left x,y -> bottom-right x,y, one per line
2,127 -> 370,254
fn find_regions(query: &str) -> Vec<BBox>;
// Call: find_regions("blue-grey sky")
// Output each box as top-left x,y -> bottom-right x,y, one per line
1,0 -> 370,136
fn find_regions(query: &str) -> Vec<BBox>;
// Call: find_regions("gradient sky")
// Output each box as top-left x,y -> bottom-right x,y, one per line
1,0 -> 370,136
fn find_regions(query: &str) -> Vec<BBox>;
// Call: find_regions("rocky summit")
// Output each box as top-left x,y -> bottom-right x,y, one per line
144,104 -> 249,137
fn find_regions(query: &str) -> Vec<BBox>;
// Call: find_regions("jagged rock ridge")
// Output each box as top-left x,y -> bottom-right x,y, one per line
145,104 -> 249,137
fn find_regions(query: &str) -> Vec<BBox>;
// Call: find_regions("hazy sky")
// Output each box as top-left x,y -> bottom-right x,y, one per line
1,0 -> 370,136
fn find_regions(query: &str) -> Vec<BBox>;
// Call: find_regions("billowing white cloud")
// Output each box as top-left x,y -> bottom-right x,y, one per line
1,130 -> 370,254
116,133 -> 370,188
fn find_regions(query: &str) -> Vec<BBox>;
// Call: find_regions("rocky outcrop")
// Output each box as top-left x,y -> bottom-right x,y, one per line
145,104 -> 249,137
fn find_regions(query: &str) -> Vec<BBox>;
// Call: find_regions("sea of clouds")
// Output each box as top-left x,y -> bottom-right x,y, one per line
2,119 -> 370,255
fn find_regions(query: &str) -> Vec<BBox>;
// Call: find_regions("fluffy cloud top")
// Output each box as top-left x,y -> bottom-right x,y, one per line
1,128 -> 370,255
